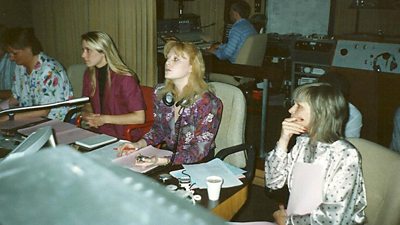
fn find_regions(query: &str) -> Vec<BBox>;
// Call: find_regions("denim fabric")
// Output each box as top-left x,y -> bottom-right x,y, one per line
391,107 -> 400,153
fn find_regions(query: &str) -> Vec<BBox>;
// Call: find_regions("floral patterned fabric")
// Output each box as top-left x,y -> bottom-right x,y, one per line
265,135 -> 367,225
12,52 -> 73,120
143,84 -> 223,164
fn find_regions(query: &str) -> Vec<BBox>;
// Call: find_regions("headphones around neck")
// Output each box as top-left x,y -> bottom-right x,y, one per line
162,92 -> 187,107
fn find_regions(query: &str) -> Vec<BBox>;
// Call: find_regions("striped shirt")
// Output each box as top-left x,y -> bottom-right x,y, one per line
0,53 -> 16,90
215,18 -> 257,63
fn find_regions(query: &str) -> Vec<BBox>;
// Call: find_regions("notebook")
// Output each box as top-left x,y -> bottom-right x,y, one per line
75,134 -> 118,149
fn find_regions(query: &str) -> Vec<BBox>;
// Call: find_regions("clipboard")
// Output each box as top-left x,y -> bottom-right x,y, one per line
75,134 -> 118,149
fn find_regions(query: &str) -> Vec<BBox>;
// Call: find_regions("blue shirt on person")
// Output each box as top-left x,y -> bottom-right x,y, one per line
215,18 -> 257,63
0,53 -> 16,90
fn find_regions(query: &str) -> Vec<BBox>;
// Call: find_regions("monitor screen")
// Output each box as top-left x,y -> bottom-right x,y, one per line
2,126 -> 56,162
267,0 -> 331,36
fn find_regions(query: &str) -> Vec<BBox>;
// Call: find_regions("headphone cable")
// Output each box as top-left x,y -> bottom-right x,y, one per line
170,106 -> 185,163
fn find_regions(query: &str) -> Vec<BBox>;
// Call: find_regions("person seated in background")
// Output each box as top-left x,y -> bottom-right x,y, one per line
390,106 -> 400,153
0,27 -> 73,121
80,31 -> 145,140
206,0 -> 257,63
249,14 -> 267,33
265,83 -> 367,225
119,41 -> 223,165
319,72 -> 362,138
0,25 -> 16,97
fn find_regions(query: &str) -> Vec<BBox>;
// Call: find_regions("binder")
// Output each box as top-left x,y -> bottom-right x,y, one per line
75,134 -> 117,149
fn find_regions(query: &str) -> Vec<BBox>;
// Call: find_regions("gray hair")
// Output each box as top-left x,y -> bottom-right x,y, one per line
293,82 -> 348,143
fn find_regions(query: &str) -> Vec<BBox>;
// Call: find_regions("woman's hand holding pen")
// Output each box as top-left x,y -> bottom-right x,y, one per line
116,143 -> 139,157
116,139 -> 147,157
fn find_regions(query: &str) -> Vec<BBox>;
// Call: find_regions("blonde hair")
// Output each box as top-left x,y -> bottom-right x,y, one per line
160,41 -> 208,104
292,82 -> 348,143
81,31 -> 138,96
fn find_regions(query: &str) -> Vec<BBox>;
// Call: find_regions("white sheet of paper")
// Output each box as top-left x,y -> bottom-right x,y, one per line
182,158 -> 243,189
286,162 -> 324,216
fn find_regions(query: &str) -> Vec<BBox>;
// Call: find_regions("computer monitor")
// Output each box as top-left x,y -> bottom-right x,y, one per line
1,126 -> 56,162
0,146 -> 227,225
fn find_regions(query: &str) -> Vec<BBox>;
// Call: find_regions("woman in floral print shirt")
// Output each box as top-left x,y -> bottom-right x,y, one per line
119,41 -> 223,165
0,28 -> 73,121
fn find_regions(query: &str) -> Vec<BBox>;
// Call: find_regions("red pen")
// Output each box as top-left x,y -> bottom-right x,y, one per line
113,147 -> 136,151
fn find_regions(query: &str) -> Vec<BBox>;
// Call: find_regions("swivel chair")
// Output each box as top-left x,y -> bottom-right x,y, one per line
210,82 -> 255,181
66,64 -> 87,98
63,64 -> 87,123
209,33 -> 268,86
123,86 -> 154,141
348,138 -> 400,225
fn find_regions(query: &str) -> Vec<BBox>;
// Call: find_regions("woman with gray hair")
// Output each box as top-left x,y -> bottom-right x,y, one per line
265,83 -> 367,225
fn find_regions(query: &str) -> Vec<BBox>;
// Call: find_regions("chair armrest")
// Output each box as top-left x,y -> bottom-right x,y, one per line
215,143 -> 255,181
63,106 -> 84,124
123,120 -> 154,141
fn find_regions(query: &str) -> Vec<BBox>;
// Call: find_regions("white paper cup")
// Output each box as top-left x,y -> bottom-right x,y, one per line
206,175 -> 223,201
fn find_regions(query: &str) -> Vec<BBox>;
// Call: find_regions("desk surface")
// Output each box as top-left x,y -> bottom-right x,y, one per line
0,117 -> 51,157
0,118 -> 249,220
146,163 -> 249,220
86,141 -> 249,220
0,133 -> 19,157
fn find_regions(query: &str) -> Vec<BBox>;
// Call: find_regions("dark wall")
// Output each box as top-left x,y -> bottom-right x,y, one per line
0,0 -> 32,28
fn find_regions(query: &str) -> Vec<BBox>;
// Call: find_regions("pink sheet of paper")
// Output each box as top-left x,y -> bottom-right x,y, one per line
228,222 -> 276,225
17,119 -> 98,145
286,162 -> 324,216
112,145 -> 173,173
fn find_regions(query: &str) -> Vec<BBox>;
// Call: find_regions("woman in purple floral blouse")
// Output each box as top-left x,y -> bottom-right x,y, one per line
119,41 -> 223,165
